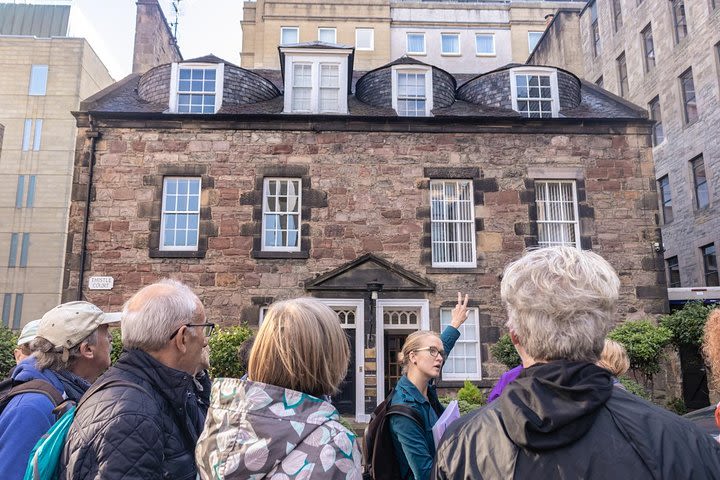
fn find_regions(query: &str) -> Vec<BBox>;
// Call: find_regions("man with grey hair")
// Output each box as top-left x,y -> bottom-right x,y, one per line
0,302 -> 117,480
433,246 -> 720,479
61,279 -> 213,480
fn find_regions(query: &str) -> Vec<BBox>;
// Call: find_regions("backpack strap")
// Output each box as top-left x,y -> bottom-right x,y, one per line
386,404 -> 424,427
0,379 -> 65,413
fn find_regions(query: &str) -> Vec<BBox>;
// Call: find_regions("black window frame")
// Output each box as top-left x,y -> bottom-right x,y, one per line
691,155 -> 709,210
641,24 -> 655,72
680,68 -> 698,125
666,256 -> 681,288
617,52 -> 629,97
672,0 -> 688,44
702,244 -> 719,287
658,175 -> 673,224
649,96 -> 664,146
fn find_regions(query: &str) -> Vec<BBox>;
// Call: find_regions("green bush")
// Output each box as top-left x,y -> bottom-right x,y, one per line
608,320 -> 672,378
490,334 -> 522,369
618,377 -> 651,400
659,301 -> 714,348
665,397 -> 688,415
208,325 -> 254,379
457,380 -> 485,405
110,328 -> 123,365
0,325 -> 18,378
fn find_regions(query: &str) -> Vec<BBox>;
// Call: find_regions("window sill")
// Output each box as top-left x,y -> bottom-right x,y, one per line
426,267 -> 483,274
252,250 -> 309,259
149,249 -> 205,258
356,47 -> 374,51
476,53 -> 496,57
406,52 -> 427,56
441,53 -> 461,57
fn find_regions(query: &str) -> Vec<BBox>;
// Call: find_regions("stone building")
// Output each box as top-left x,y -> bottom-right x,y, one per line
63,31 -> 667,419
241,0 -> 586,72
0,3 -> 114,328
529,0 -> 720,291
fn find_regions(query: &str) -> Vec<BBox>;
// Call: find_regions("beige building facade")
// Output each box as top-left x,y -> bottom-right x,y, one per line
530,0 -> 720,291
241,0 -> 585,72
0,7 -> 114,328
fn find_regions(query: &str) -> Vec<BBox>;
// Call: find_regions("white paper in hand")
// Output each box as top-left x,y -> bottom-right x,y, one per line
432,400 -> 460,447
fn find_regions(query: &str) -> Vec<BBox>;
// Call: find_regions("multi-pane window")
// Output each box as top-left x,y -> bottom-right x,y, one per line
612,0 -> 623,31
281,27 -> 299,45
672,0 -> 688,43
160,177 -> 201,251
440,308 -> 481,380
617,53 -> 629,97
397,72 -> 427,117
441,33 -> 460,55
658,175 -> 673,223
262,178 -> 301,251
702,244 -> 719,286
513,73 -> 554,118
591,3 -> 601,57
28,65 -> 48,96
680,69 -> 698,124
430,180 -> 476,267
291,63 -> 312,112
407,33 -> 426,54
475,34 -> 495,55
649,96 -> 664,146
535,180 -> 580,248
355,28 -> 374,51
691,155 -> 709,209
318,28 -> 336,44
528,32 -> 543,53
319,64 -> 340,112
641,25 -> 655,72
177,67 -> 217,114
666,256 -> 681,287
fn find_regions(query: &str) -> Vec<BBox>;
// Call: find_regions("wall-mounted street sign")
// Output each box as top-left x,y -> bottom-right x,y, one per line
88,276 -> 114,290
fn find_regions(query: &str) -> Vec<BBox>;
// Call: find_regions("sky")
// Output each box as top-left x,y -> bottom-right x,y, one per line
27,0 -> 244,80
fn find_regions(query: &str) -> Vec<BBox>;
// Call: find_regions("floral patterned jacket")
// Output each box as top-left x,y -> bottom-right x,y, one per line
195,378 -> 362,480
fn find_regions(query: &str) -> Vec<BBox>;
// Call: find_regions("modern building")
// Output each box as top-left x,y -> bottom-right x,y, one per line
0,3 -> 114,328
240,0 -> 587,72
529,0 -> 720,291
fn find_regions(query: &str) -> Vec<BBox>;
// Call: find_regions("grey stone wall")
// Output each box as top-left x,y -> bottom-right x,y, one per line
457,70 -> 513,109
432,69 -> 455,108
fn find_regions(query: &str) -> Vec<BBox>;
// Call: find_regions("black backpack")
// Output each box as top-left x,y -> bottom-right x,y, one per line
362,389 -> 423,480
0,378 -> 65,416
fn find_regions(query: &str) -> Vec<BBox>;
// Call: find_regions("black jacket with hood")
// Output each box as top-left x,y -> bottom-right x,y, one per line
433,361 -> 720,480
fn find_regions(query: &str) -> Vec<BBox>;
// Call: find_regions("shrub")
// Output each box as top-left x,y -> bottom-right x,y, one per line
208,325 -> 254,379
618,377 -> 651,400
457,380 -> 485,405
110,328 -> 123,365
490,334 -> 521,369
0,326 -> 18,378
659,301 -> 714,348
608,320 -> 672,379
665,397 -> 688,416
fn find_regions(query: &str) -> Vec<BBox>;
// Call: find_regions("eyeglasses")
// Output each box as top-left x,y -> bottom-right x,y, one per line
169,323 -> 216,340
414,346 -> 445,358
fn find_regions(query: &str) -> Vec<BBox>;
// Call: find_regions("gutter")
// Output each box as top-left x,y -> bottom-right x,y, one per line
77,115 -> 99,301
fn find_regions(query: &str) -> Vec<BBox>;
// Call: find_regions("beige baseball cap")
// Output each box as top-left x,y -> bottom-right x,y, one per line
37,301 -> 121,350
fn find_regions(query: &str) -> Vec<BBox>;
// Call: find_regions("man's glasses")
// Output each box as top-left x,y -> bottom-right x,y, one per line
169,323 -> 216,340
414,346 -> 445,358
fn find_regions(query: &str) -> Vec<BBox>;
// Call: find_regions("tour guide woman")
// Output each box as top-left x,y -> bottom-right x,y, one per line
389,292 -> 470,480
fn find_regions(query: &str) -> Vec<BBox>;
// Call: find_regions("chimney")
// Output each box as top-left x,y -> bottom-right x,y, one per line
132,0 -> 182,74
545,13 -> 555,28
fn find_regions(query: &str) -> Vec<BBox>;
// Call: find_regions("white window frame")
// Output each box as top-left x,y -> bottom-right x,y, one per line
318,27 -> 337,44
440,33 -> 461,56
406,32 -> 426,55
355,28 -> 374,51
528,31 -> 544,53
282,52 -> 350,114
475,33 -> 496,56
440,307 -> 482,381
281,26 -> 299,45
535,180 -> 581,249
509,67 -> 560,118
28,65 -> 48,96
391,65 -> 434,117
261,177 -> 302,252
429,179 -> 477,268
160,177 -> 201,252
169,63 -> 224,114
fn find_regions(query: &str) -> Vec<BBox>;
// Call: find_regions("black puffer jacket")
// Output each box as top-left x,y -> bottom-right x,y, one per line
433,361 -> 720,480
60,349 -> 210,480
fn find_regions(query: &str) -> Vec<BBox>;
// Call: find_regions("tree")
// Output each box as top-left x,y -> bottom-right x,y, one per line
490,334 -> 521,369
608,320 -> 672,391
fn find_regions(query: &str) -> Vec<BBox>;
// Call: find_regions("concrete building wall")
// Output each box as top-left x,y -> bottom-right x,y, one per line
0,36 -> 113,327
574,0 -> 720,288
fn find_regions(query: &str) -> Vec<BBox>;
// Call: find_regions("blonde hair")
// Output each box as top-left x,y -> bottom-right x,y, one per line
501,246 -> 620,363
597,339 -> 630,377
398,330 -> 441,375
703,309 -> 720,383
248,298 -> 350,397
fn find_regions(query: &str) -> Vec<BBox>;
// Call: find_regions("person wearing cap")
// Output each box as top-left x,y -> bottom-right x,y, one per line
0,301 -> 116,480
62,279 -> 212,480
13,318 -> 41,365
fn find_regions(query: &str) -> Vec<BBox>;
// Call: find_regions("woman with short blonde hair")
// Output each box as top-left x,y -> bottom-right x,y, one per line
597,339 -> 630,378
196,298 -> 361,480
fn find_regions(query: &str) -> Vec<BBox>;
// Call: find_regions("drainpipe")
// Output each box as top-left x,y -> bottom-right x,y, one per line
77,115 -> 99,301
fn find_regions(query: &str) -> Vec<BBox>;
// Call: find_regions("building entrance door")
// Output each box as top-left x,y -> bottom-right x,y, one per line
385,333 -> 408,394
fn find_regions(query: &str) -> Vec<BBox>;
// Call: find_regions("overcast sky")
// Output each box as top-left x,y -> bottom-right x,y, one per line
55,0 -> 243,79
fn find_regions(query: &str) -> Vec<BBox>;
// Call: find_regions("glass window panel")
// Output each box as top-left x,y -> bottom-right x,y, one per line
12,294 -> 23,329
15,176 -> 25,209
407,34 -> 425,53
179,69 -> 191,80
205,69 -> 216,80
281,27 -> 299,44
191,69 -> 203,80
20,233 -> 30,267
22,119 -> 32,151
8,233 -> 18,267
476,34 -> 494,55
28,65 -> 48,95
33,119 -> 42,151
2,294 -> 11,327
319,28 -> 336,43
441,34 -> 460,54
356,28 -> 374,50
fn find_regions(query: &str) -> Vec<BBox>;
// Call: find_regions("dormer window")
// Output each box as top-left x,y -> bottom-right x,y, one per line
509,67 -> 559,118
169,63 -> 224,114
391,66 -> 433,117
